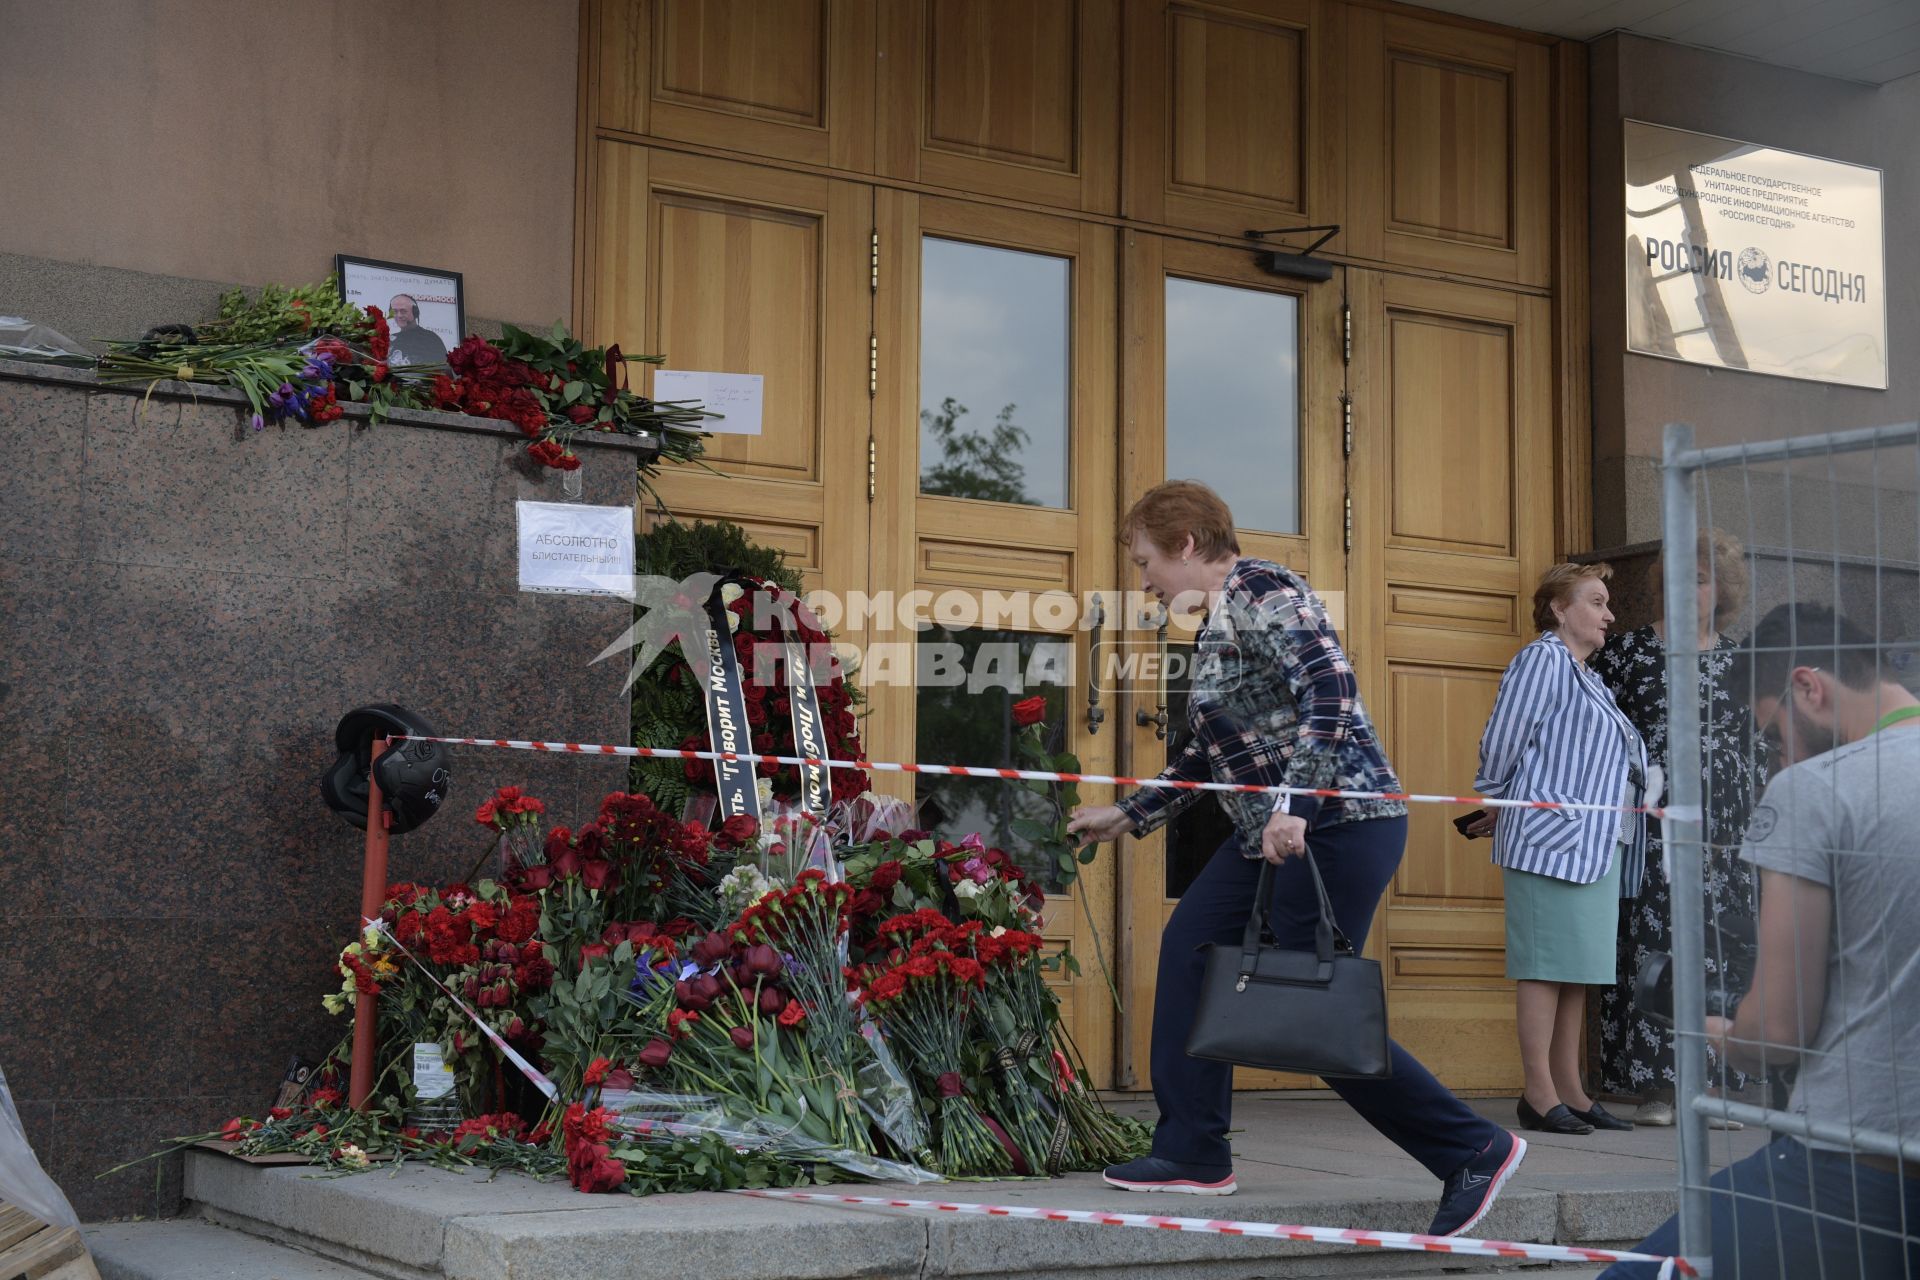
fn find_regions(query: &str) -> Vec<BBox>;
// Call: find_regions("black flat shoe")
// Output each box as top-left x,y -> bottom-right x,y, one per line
1571,1101 -> 1634,1131
1517,1098 -> 1594,1134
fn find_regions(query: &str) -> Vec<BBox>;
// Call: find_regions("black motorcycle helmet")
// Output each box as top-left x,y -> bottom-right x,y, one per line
319,704 -> 451,834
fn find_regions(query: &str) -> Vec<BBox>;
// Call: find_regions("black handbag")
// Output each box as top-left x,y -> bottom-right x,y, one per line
1185,853 -> 1393,1078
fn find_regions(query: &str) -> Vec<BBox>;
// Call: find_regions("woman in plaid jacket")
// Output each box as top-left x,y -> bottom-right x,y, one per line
1069,480 -> 1524,1239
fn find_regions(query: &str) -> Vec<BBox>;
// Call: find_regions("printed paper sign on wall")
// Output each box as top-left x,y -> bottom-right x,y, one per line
1624,121 -> 1886,389
517,501 -> 635,598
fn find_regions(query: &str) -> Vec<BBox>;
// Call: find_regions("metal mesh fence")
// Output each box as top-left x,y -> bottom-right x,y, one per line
1660,419 -> 1920,1278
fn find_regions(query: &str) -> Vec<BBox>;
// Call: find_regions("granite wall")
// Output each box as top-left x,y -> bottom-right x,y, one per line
0,361 -> 640,1219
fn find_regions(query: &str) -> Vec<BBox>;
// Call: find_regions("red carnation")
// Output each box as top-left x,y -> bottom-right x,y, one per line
583,1057 -> 612,1087
574,1149 -> 627,1194
777,998 -> 806,1028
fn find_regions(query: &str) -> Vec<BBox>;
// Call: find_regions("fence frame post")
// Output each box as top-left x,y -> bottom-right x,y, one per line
1661,422 -> 1713,1266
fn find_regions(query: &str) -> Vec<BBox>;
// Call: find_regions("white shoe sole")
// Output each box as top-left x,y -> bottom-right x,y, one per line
1101,1173 -> 1238,1195
1437,1133 -> 1527,1238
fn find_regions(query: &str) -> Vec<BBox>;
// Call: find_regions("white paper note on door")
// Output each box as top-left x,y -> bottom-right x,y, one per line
653,369 -> 764,436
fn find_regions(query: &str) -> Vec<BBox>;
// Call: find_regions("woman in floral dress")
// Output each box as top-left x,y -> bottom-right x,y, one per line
1591,530 -> 1768,1125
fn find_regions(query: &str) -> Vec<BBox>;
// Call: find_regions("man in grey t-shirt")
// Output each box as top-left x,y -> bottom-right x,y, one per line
1602,603 -> 1920,1279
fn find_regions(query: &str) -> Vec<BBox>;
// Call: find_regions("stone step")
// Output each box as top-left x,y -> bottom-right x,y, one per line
182,1149 -> 1661,1280
83,1220 -> 387,1280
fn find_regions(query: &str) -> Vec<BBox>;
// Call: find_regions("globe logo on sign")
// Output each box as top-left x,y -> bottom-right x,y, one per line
1737,247 -> 1770,294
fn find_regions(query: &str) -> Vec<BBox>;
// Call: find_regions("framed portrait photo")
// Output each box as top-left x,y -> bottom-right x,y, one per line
334,254 -> 464,370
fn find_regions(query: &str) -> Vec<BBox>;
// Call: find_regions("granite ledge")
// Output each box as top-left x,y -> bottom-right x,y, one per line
0,357 -> 667,456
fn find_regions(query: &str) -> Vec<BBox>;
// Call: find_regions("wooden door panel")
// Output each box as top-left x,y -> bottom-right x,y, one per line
1116,233 -> 1345,1091
1351,270 -> 1554,1093
1385,313 -> 1514,555
1346,8 -> 1550,286
1124,0 -> 1340,241
878,0 -> 1120,213
592,142 -> 872,623
654,193 -> 823,479
1385,662 -> 1505,903
596,0 -> 876,171
871,189 -> 1121,1087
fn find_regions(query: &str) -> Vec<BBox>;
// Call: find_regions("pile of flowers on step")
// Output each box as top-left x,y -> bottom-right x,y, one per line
203,785 -> 1145,1196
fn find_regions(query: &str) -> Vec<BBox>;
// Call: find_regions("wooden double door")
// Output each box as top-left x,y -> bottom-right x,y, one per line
589,141 -> 1556,1094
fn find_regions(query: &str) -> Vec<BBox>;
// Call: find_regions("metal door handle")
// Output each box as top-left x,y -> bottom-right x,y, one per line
1134,605 -> 1170,740
1085,592 -> 1107,735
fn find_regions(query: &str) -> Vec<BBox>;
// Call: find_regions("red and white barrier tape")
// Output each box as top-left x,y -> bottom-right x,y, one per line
362,918 -> 559,1101
394,734 -> 1696,822
735,1189 -> 1695,1276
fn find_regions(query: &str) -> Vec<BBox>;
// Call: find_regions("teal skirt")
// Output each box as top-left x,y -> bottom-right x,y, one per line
1503,851 -> 1622,984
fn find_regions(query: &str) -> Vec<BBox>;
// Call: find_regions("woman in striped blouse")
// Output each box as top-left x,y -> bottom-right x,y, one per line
1470,563 -> 1650,1136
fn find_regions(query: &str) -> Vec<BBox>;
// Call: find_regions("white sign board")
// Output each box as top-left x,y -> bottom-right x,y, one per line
517,501 -> 635,598
1624,121 -> 1885,389
653,369 -> 765,435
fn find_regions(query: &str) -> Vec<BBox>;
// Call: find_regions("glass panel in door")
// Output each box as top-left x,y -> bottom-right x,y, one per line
1164,277 -> 1302,534
918,237 -> 1072,508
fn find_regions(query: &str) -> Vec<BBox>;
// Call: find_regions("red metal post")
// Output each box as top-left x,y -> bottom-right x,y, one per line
349,736 -> 391,1110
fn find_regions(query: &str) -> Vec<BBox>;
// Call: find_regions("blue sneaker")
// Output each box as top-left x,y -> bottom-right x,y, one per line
1427,1130 -> 1527,1236
1102,1155 -> 1237,1195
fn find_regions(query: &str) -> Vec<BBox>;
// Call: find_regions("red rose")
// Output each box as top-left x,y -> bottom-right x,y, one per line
757,985 -> 787,1017
515,953 -> 555,991
716,815 -> 758,849
578,943 -> 610,972
580,859 -> 618,892
673,979 -> 712,1012
1009,694 -> 1048,727
583,1057 -> 612,1087
680,735 -> 708,782
637,1037 -> 673,1068
729,1025 -> 756,1051
219,1117 -> 251,1143
567,404 -> 595,424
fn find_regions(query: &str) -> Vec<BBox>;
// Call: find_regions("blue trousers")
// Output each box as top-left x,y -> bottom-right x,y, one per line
1150,815 -> 1502,1177
1598,1137 -> 1920,1278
